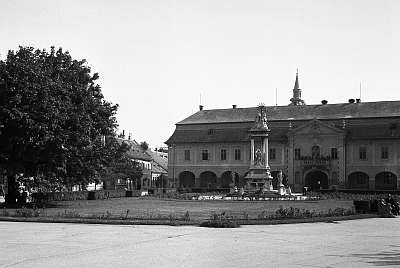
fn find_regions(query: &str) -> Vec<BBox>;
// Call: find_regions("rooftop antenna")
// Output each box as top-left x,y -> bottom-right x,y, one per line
200,93 -> 202,105
359,82 -> 362,100
275,88 -> 278,106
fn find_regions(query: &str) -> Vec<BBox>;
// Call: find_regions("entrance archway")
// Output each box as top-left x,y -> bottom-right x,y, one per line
375,172 -> 397,190
348,172 -> 369,189
200,171 -> 217,188
178,171 -> 195,188
305,170 -> 328,191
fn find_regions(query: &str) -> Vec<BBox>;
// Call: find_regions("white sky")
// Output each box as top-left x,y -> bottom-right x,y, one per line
1,0 -> 400,147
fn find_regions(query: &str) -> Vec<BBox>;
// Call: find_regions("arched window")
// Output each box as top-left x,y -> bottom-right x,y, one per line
200,171 -> 217,188
375,172 -> 397,190
178,171 -> 195,188
348,172 -> 369,189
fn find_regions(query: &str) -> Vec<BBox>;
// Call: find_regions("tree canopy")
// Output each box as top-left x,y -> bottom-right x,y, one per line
0,46 -> 141,199
140,141 -> 149,151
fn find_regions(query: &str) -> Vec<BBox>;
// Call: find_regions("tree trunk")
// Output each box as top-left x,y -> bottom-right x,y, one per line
5,174 -> 18,205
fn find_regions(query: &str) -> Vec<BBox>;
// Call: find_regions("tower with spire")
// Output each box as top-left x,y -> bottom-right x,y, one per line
289,70 -> 305,106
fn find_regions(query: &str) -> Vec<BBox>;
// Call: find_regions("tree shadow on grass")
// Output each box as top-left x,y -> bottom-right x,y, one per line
350,250 -> 400,266
329,246 -> 400,266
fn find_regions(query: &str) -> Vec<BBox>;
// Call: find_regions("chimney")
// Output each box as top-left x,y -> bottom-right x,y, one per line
348,99 -> 355,103
356,98 -> 361,103
321,100 -> 328,105
232,105 -> 237,109
199,105 -> 203,111
128,132 -> 132,140
122,130 -> 125,138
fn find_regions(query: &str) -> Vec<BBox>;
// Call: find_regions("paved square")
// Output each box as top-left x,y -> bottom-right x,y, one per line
1,218 -> 399,267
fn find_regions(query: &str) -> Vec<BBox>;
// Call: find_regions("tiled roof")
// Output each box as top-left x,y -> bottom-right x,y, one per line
151,160 -> 167,174
147,150 -> 168,170
177,101 -> 400,125
165,126 -> 289,144
166,101 -> 400,145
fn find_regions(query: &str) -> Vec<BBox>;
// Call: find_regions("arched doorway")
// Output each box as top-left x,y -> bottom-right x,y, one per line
305,170 -> 328,191
348,172 -> 369,189
178,171 -> 195,188
200,171 -> 217,189
375,172 -> 397,190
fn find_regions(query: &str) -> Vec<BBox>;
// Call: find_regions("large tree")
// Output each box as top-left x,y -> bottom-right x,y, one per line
0,46 -> 139,204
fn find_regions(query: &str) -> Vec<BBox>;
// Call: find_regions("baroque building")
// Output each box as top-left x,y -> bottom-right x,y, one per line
166,74 -> 400,192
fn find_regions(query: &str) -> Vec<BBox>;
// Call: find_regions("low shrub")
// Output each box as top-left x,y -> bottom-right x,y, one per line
14,207 -> 41,217
59,210 -> 81,218
1,208 -> 10,217
307,191 -> 400,201
256,206 -> 355,221
200,212 -> 240,228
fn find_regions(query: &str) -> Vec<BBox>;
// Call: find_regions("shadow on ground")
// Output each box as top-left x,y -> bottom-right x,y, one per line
351,247 -> 400,266
329,246 -> 400,266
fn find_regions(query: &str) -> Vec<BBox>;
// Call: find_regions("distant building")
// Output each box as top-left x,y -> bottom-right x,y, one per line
104,138 -> 152,190
166,73 -> 400,192
149,151 -> 168,189
104,136 -> 170,191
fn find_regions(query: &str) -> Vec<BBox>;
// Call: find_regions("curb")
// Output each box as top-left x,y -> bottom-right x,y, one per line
0,214 -> 378,226
237,214 -> 378,225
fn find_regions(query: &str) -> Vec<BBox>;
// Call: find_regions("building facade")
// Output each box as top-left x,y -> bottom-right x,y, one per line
166,74 -> 400,192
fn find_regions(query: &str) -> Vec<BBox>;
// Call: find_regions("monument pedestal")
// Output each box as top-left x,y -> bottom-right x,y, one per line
245,167 -> 274,193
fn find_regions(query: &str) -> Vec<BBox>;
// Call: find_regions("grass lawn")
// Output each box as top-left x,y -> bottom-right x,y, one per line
3,198 -> 354,221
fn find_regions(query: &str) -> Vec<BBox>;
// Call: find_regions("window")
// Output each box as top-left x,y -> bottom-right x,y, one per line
220,149 -> 227,161
269,148 -> 276,160
359,146 -> 367,160
234,149 -> 241,160
381,146 -> 389,159
207,129 -> 215,135
184,150 -> 190,161
202,150 -> 209,160
331,148 -> 338,160
294,148 -> 301,160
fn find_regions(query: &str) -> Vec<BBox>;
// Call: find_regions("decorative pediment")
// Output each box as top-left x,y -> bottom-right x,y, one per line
291,119 -> 344,135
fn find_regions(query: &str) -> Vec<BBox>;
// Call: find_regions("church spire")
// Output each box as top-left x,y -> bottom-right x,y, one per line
294,69 -> 299,90
289,69 -> 305,106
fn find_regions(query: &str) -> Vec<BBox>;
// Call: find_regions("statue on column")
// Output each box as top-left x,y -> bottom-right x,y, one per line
277,170 -> 286,195
277,170 -> 284,186
254,104 -> 269,130
254,149 -> 264,166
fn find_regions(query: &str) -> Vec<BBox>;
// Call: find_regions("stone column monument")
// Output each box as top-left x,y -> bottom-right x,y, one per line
245,104 -> 274,193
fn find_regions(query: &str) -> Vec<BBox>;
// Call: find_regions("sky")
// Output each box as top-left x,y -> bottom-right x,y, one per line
1,0 -> 400,148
